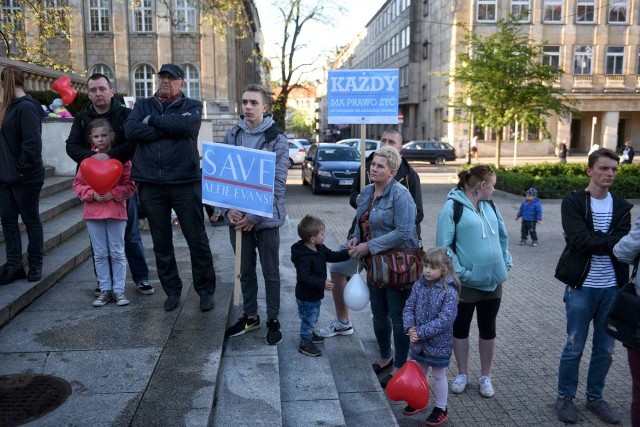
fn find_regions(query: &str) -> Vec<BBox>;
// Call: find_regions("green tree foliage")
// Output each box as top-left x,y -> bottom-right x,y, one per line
288,108 -> 313,135
448,19 -> 577,167
156,0 -> 249,36
0,1 -> 74,72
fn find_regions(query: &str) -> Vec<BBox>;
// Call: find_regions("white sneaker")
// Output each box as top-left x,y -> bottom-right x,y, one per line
114,292 -> 130,306
316,319 -> 354,337
479,376 -> 495,397
450,374 -> 468,394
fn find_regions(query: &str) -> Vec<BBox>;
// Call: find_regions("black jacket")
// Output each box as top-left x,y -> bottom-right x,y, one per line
555,190 -> 633,288
291,240 -> 350,302
348,153 -> 423,235
65,98 -> 133,165
0,95 -> 45,184
124,93 -> 202,184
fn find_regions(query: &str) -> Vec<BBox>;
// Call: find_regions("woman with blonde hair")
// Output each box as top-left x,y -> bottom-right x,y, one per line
0,66 -> 45,284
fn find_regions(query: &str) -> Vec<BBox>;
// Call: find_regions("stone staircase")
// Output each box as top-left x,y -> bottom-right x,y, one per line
211,220 -> 399,427
0,167 -> 91,327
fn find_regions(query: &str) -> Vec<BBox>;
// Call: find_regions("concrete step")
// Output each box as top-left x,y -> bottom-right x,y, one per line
212,218 -> 397,426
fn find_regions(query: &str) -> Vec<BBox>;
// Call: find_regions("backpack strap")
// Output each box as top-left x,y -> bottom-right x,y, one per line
451,199 -> 497,252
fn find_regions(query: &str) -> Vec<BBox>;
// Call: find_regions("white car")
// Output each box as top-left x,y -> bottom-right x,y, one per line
288,140 -> 306,168
289,138 -> 312,153
336,138 -> 380,158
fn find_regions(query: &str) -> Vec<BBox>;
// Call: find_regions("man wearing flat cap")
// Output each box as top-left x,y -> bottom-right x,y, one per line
124,63 -> 216,312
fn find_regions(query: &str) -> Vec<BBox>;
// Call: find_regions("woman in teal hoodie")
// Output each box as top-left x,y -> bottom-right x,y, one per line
436,165 -> 512,399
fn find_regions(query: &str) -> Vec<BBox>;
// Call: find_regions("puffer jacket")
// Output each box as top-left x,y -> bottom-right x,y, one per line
403,275 -> 458,361
555,190 -> 632,288
290,240 -> 350,302
613,215 -> 640,295
436,188 -> 512,291
221,115 -> 288,230
124,93 -> 202,184
0,95 -> 45,184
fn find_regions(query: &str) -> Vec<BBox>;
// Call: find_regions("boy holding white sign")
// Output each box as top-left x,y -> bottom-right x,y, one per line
223,84 -> 289,346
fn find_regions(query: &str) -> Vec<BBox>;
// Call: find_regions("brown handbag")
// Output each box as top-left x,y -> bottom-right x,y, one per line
364,248 -> 423,290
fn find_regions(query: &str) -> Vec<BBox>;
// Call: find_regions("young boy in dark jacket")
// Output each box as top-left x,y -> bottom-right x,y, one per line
291,215 -> 350,356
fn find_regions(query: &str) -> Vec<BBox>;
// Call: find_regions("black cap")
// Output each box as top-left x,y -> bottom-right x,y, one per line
158,64 -> 184,80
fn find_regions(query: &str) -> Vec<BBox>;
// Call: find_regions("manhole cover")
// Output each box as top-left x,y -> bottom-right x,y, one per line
0,374 -> 72,427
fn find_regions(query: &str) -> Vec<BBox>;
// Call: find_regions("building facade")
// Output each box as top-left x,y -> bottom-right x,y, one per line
327,0 -> 640,154
0,0 -> 265,124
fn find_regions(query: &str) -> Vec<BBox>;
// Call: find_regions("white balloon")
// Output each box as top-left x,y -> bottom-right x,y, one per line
344,273 -> 370,311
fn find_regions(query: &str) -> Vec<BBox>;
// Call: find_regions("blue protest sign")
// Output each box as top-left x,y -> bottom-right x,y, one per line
327,69 -> 399,125
201,142 -> 276,218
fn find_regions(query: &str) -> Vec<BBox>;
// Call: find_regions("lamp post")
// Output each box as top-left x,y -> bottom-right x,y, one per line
466,97 -> 473,165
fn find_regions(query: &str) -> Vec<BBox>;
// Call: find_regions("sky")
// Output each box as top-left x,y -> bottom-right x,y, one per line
255,0 -> 386,83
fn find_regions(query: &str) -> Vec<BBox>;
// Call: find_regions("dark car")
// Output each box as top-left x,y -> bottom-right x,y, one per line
400,140 -> 457,165
302,143 -> 361,194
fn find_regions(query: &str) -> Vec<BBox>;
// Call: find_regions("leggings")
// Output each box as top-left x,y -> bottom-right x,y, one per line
453,298 -> 501,340
417,364 -> 448,409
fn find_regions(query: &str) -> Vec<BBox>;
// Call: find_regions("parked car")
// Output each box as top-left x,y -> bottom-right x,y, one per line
400,140 -> 457,165
336,138 -> 380,157
302,144 -> 361,194
288,140 -> 306,168
289,138 -> 312,153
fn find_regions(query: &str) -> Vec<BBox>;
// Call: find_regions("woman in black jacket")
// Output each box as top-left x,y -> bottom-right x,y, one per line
0,66 -> 45,284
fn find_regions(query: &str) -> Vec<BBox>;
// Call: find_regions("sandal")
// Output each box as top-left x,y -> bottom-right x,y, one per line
372,358 -> 393,374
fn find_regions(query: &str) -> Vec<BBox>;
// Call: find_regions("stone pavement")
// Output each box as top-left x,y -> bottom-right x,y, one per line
0,158 -> 638,426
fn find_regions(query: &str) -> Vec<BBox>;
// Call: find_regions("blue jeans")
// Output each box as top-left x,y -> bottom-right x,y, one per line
124,192 -> 149,283
0,182 -> 44,269
229,227 -> 281,320
368,283 -> 412,369
297,299 -> 321,342
138,182 -> 216,297
86,219 -> 127,293
558,285 -> 618,400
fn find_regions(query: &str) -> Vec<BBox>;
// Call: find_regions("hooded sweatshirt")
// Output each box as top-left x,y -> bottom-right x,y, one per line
436,188 -> 512,291
290,240 -> 350,302
0,95 -> 45,184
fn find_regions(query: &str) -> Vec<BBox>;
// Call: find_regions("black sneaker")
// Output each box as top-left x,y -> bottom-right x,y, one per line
0,265 -> 26,285
266,318 -> 283,345
298,340 -> 321,357
312,332 -> 325,344
225,315 -> 260,338
555,395 -> 577,424
403,404 -> 426,416
425,407 -> 448,426
586,398 -> 620,424
136,281 -> 155,295
27,265 -> 42,282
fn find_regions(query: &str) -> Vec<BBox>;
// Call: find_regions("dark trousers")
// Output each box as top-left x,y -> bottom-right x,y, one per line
520,220 -> 538,242
124,192 -> 149,283
0,182 -> 44,269
138,182 -> 216,297
629,347 -> 640,427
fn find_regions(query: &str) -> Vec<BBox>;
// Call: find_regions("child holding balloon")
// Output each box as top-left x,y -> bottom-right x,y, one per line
291,215 -> 351,357
73,119 -> 136,307
402,247 -> 460,426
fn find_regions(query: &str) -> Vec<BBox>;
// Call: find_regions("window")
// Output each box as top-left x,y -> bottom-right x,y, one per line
89,0 -> 110,32
399,65 -> 409,88
182,64 -> 200,100
174,0 -> 196,32
606,47 -> 624,74
133,64 -> 155,98
573,46 -> 593,75
477,0 -> 497,22
576,0 -> 595,23
43,0 -> 68,31
511,0 -> 530,23
422,40 -> 430,59
132,0 -> 154,32
543,0 -> 563,23
1,0 -> 24,31
609,0 -> 628,24
423,0 -> 428,16
542,45 -> 561,70
90,64 -> 114,83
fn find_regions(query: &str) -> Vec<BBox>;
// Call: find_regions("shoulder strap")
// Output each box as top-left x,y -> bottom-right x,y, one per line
451,199 -> 497,252
264,124 -> 283,143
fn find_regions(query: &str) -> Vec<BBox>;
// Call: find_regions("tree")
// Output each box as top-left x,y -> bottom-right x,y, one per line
270,0 -> 342,131
156,0 -> 249,35
0,1 -> 74,72
289,108 -> 314,136
448,19 -> 577,167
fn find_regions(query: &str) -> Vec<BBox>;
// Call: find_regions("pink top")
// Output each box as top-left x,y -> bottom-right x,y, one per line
73,161 -> 136,220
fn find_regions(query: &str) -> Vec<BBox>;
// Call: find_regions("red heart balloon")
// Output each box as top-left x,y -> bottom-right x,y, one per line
79,158 -> 123,194
386,360 -> 430,410
51,76 -> 77,105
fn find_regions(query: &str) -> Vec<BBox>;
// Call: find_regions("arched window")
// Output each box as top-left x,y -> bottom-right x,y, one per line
90,64 -> 114,84
133,64 -> 155,98
182,64 -> 200,100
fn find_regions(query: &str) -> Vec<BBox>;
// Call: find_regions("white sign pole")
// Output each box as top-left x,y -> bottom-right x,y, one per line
360,123 -> 366,191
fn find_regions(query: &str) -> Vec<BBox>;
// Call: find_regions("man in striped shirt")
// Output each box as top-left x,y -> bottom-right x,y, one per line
554,148 -> 633,424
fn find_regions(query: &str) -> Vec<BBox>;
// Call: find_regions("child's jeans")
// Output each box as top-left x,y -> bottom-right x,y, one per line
297,299 -> 321,342
520,220 -> 538,242
86,219 -> 127,293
